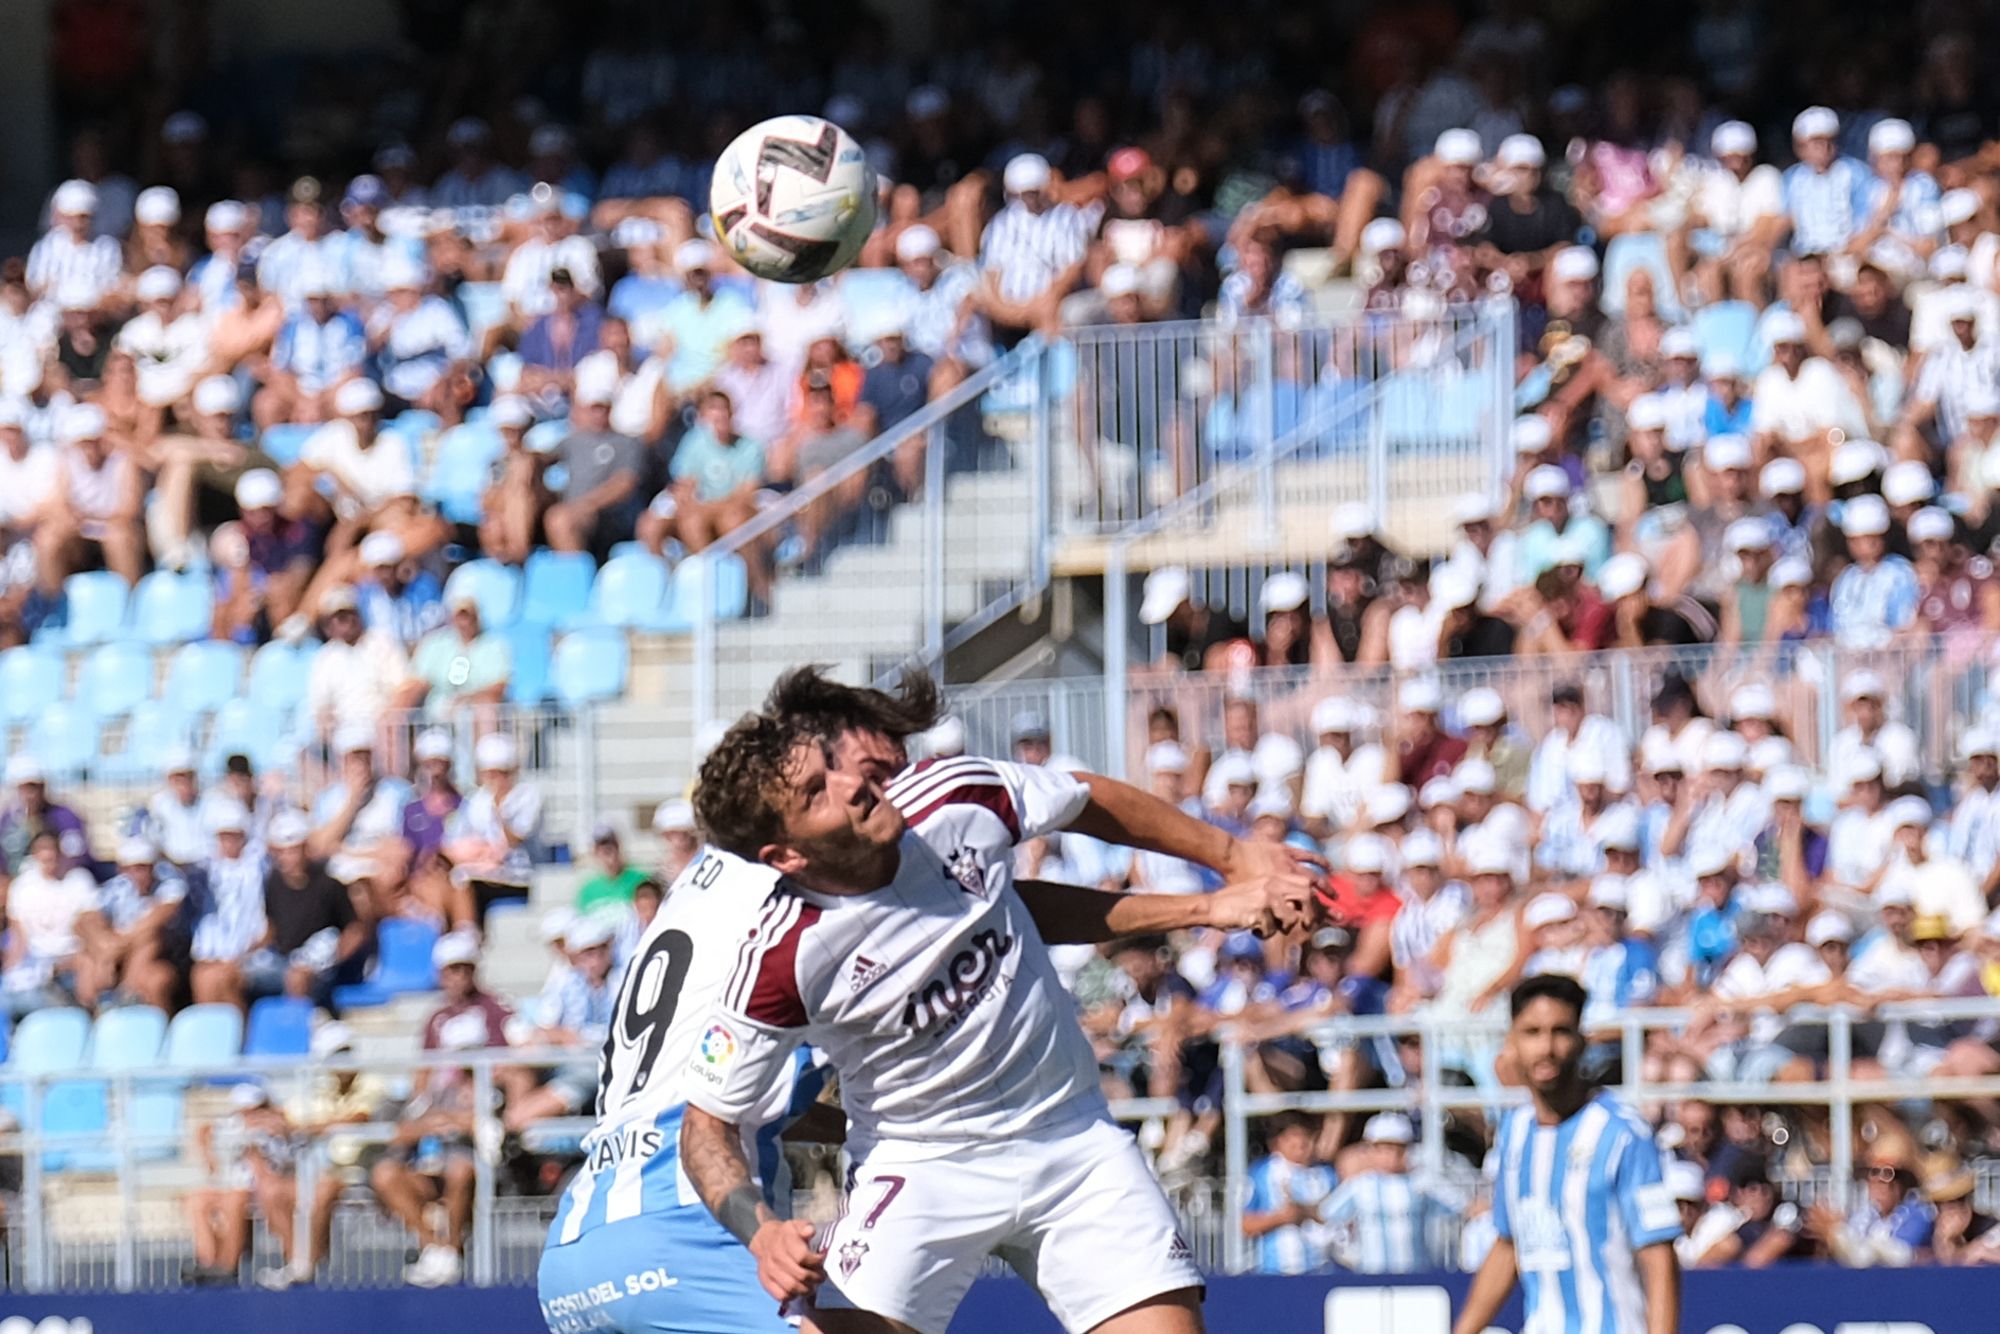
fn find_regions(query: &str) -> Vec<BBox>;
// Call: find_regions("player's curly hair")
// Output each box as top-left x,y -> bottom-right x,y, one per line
763,664 -> 944,742
693,710 -> 810,861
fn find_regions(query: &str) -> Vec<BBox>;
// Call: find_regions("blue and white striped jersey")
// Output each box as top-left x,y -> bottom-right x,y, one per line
1244,1153 -> 1337,1274
1491,1092 -> 1679,1334
1322,1169 -> 1459,1274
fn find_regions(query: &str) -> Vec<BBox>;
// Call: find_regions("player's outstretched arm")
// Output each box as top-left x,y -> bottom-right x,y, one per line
1068,772 -> 1330,882
1637,1241 -> 1680,1334
1016,873 -> 1316,944
681,1104 -> 826,1301
1450,1236 -> 1519,1334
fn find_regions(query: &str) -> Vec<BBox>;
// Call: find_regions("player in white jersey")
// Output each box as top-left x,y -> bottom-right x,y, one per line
678,678 -> 1318,1334
541,669 -> 1320,1334
1452,974 -> 1681,1334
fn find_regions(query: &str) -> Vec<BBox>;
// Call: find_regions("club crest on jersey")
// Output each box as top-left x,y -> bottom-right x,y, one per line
838,1240 -> 869,1278
698,1023 -> 738,1066
944,845 -> 985,897
847,954 -> 889,993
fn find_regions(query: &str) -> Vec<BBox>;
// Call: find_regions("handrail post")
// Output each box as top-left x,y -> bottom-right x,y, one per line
115,1070 -> 136,1290
924,414 -> 947,666
1255,321 -> 1277,543
295,1060 -> 317,1284
691,553 -> 716,752
1221,1031 -> 1249,1276
574,701 -> 598,851
1030,341 -> 1052,587
23,1073 -> 45,1291
1103,542 -> 1130,780
471,1061 -> 497,1286
1419,1013 -> 1445,1176
1829,1008 -> 1854,1211
1621,1012 -> 1646,1111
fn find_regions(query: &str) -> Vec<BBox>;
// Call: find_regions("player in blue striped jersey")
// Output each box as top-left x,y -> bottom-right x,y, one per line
1321,1112 -> 1459,1274
1452,974 -> 1680,1334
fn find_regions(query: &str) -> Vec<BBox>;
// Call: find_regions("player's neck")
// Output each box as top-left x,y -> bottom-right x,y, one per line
793,842 -> 903,896
1530,1078 -> 1592,1125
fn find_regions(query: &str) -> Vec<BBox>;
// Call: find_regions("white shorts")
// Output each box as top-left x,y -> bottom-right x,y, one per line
813,1115 -> 1201,1334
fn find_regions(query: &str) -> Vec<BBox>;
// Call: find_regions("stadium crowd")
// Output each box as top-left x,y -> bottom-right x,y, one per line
11,0 -> 2000,1291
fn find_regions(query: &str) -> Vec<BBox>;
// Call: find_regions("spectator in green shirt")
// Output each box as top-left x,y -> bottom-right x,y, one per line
575,823 -> 647,914
396,590 -> 511,724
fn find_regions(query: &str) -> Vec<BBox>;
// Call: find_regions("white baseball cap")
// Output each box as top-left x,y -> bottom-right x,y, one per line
1666,1159 -> 1709,1203
1550,246 -> 1599,283
1209,754 -> 1257,789
1765,764 -> 1812,802
413,728 -> 454,762
1454,758 -> 1498,795
1596,552 -> 1649,601
1626,394 -> 1669,432
1887,794 -> 1933,829
1877,879 -> 1915,908
1741,881 -> 1799,917
1366,783 -> 1413,826
1145,741 -> 1190,775
1760,457 -> 1806,497
1882,460 -> 1936,507
117,836 -> 158,866
1792,106 -> 1839,140
1360,218 -> 1406,252
1003,153 -> 1053,193
1401,829 -> 1443,867
489,394 -> 534,429
267,811 -> 310,848
1525,464 -> 1572,500
1831,438 -> 1888,485
1730,682 -> 1776,720
359,531 -> 405,567
1311,697 -> 1359,735
1362,1112 -> 1416,1145
1430,562 -> 1480,610
136,266 -> 182,302
1725,517 -> 1773,552
1769,557 -> 1813,590
1588,874 -> 1630,911
475,732 -> 519,771
193,376 -> 242,416
674,238 -> 718,273
1259,571 -> 1310,613
1660,327 -> 1700,360
1869,118 -> 1916,156
1806,910 -> 1856,946
57,403 -> 106,443
895,224 -> 941,262
1344,833 -> 1391,874
1841,668 -> 1887,702
1935,246 -> 1973,281
1749,736 -> 1794,773
1909,506 -> 1956,543
1840,750 -> 1884,787
1138,566 -> 1191,625
925,717 -> 966,759
1567,748 -> 1609,784
432,931 -> 481,969
1494,133 -> 1546,169
1963,727 -> 2000,760
565,912 -> 618,951
1763,309 -> 1807,346
1419,776 -> 1459,809
134,185 -> 181,226
1597,806 -> 1641,851
1841,494 -> 1892,537
1701,731 -> 1749,771
51,179 -> 98,216
1459,686 -> 1505,727
653,796 -> 696,833
1099,263 -> 1143,299
204,200 -> 247,233
1453,492 -> 1499,526
1398,678 -> 1442,713
1434,128 -> 1483,165
1711,121 -> 1758,156
1704,434 -> 1753,473
333,721 -> 376,755
1525,892 -> 1578,929
1464,836 -> 1514,877
334,379 -> 384,416
1331,501 -> 1375,540
1942,189 -> 1982,227
1691,844 -> 1738,878
1512,415 -> 1554,454
205,799 -> 250,834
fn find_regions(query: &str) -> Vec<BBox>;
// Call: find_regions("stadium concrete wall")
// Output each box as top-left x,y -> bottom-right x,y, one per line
4,1268 -> 1998,1334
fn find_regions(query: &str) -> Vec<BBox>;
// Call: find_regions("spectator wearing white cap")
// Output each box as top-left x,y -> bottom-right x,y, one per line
307,582 -> 411,739
308,723 -> 416,911
399,727 -> 464,881
257,262 -> 368,428
1421,833 -> 1521,1017
188,797 -> 279,1008
501,186 -> 604,324
1295,698 -> 1384,836
1948,729 -> 2000,880
26,179 -> 120,307
1525,681 -> 1630,813
185,199 -> 251,315
35,400 -> 145,592
1899,285 -> 2000,454
1138,566 -> 1251,672
543,354 -> 649,560
651,796 -> 701,885
1830,495 -> 1919,650
146,747 -> 210,866
1457,686 -> 1529,800
1749,306 -> 1867,456
1441,491 -> 1521,611
1688,122 -> 1787,302
399,586 -> 511,724
115,266 -> 209,409
256,177 -> 344,315
141,374 -> 272,570
891,222 -> 995,384
368,258 -> 474,418
1534,745 -> 1634,883
1854,119 -> 1942,273
441,731 -> 544,923
1387,676 -> 1468,789
1781,106 -> 1872,255
1471,133 -> 1581,281
1402,129 -> 1493,303
1825,751 -> 1894,894
1675,730 -> 1772,878
506,908 -> 620,1133
0,826 -> 111,1017
1320,1110 -> 1459,1275
354,528 -> 445,653
1453,756 -> 1532,880
1386,828 -> 1468,982
92,836 -> 192,1010
977,153 -> 1103,338
1718,514 -> 1783,643
263,809 -> 369,1008
1515,460 -> 1611,584
1879,798 -> 1984,937
631,239 -> 754,394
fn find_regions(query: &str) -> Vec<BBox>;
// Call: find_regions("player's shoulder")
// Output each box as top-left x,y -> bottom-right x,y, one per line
887,756 -> 1026,836
1588,1090 -> 1655,1147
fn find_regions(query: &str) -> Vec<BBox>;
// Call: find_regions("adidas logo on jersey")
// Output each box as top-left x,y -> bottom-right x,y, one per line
848,954 -> 888,993
1168,1232 -> 1193,1261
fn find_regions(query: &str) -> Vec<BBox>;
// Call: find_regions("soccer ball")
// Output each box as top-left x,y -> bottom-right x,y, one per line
709,115 -> 877,284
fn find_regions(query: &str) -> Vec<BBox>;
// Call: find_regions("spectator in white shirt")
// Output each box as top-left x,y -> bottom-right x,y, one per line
0,396 -> 58,548
310,724 -> 416,918
306,584 -> 411,739
1750,310 -> 1867,454
1826,752 -> 1895,892
501,188 -> 602,324
977,153 -> 1102,339
257,177 -> 339,313
1948,728 -> 2000,893
442,732 -> 544,924
147,749 -> 212,867
368,257 -> 471,417
1526,682 -> 1631,812
1901,291 -> 2000,457
114,267 -> 210,410
1828,669 -> 1921,789
293,379 -> 423,568
25,180 -> 121,308
1689,121 -> 1786,303
1442,491 -> 1519,610
35,401 -> 145,592
1299,697 -> 1386,838
1,829 -> 108,1017
1878,798 -> 1984,934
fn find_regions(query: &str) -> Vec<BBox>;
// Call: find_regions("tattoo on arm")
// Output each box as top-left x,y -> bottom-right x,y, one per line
681,1107 -> 766,1245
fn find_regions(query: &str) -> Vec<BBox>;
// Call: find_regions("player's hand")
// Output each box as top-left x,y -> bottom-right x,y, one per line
749,1218 -> 825,1301
1210,872 -> 1321,938
1222,836 -> 1329,886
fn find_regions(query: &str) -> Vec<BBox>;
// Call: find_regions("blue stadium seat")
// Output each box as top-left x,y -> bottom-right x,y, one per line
204,698 -> 287,774
28,702 -> 97,781
48,571 -> 130,646
504,622 -> 554,705
586,552 -> 670,629
443,558 -> 522,629
1692,300 -> 1760,372
99,701 -> 195,783
260,423 -> 317,468
520,551 -> 597,627
164,640 -> 246,717
0,646 -> 64,726
1600,233 -> 1683,323
426,422 -> 504,526
126,1083 -> 185,1164
552,627 -> 630,705
659,554 -> 750,631
130,570 -> 215,646
164,1003 -> 244,1070
40,1078 -> 109,1171
331,919 -> 440,1009
90,1006 -> 167,1071
247,640 -> 317,715
1,1008 -> 91,1125
76,641 -> 156,722
607,541 -> 651,563
243,996 -> 314,1057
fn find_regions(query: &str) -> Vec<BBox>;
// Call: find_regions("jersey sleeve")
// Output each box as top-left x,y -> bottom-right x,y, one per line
886,756 -> 1090,847
683,894 -> 821,1124
1490,1120 -> 1514,1240
1613,1123 -> 1683,1248
986,758 -> 1092,840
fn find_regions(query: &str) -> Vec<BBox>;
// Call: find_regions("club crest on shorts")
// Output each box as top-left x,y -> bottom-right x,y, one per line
838,1239 -> 870,1278
944,845 -> 985,896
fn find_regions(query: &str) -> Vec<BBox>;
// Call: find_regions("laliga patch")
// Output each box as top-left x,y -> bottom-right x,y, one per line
699,1023 -> 739,1066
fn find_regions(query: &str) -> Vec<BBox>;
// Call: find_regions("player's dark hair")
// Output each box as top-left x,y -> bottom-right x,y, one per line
764,664 -> 944,744
693,711 -> 813,861
1510,972 -> 1588,1022
633,878 -> 663,902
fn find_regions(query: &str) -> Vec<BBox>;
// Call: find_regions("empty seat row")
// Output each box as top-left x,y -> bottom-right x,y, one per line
445,549 -> 749,634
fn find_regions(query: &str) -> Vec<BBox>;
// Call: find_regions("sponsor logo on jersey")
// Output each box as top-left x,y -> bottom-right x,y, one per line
898,927 -> 1015,1033
944,845 -> 986,896
848,954 -> 888,993
584,1126 -> 664,1173
838,1240 -> 870,1278
698,1023 -> 738,1066
1168,1232 -> 1193,1262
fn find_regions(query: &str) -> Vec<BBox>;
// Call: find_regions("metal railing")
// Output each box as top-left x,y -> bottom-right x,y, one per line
949,632 -> 2000,784
1211,996 -> 2000,1274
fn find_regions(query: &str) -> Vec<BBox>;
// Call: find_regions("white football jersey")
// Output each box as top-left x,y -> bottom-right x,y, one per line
685,757 -> 1100,1157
